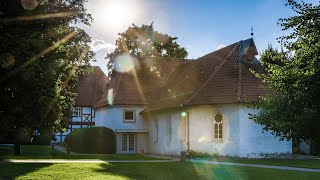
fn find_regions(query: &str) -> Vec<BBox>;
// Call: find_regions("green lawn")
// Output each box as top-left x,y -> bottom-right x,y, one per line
0,162 -> 319,180
0,145 -> 161,160
219,158 -> 320,169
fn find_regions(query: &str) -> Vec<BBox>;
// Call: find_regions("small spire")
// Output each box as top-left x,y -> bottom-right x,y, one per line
251,26 -> 254,38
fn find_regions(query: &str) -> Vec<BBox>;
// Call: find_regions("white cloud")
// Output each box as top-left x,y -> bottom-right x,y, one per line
216,43 -> 226,50
90,39 -> 116,52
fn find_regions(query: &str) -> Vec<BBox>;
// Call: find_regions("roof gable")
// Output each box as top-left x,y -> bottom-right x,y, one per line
74,66 -> 108,107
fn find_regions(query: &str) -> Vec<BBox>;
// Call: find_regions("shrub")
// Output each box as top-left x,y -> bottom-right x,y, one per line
32,134 -> 51,145
187,150 -> 223,159
65,127 -> 116,154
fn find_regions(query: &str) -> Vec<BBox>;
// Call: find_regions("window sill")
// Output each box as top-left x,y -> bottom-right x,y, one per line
212,139 -> 223,143
123,120 -> 136,123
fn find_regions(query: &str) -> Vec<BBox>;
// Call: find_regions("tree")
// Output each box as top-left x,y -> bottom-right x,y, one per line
251,0 -> 320,147
0,0 -> 94,154
106,23 -> 188,76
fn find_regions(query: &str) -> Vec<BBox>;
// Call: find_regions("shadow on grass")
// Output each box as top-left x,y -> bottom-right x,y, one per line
0,145 -> 162,160
95,161 -> 320,180
0,162 -> 52,179
95,162 -> 213,180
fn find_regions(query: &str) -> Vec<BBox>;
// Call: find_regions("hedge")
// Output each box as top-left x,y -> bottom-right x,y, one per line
65,127 -> 116,154
32,134 -> 51,145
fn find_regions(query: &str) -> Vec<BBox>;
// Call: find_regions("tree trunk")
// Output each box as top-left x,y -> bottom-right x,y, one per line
292,136 -> 301,154
14,143 -> 21,155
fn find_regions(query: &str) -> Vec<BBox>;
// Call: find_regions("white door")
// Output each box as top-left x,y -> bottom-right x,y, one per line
121,133 -> 136,153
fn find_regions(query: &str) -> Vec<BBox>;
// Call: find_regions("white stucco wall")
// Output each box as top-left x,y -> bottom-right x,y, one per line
95,106 -> 149,154
188,104 -> 241,156
147,112 -> 188,155
95,106 -> 147,130
146,104 -> 292,157
239,104 -> 292,157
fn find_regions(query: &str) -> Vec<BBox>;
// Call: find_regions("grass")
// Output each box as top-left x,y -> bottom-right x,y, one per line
0,162 -> 319,180
220,158 -> 320,169
0,145 -> 162,160
191,156 -> 320,169
1,145 -> 320,169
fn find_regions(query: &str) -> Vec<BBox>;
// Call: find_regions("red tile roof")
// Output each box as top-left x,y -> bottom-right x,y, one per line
74,66 -> 108,107
142,38 -> 265,113
85,38 -> 265,112
93,57 -> 187,108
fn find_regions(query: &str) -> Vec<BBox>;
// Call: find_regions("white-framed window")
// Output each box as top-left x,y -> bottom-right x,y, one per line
123,110 -> 135,122
214,113 -> 223,140
73,107 -> 81,117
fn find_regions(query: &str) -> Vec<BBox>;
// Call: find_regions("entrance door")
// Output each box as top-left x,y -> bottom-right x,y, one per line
121,133 -> 136,153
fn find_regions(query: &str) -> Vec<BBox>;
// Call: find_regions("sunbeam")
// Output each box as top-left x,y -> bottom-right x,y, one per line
0,31 -> 78,83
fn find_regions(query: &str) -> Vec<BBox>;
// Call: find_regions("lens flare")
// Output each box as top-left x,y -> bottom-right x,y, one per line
181,111 -> 187,118
0,53 -> 15,69
114,54 -> 139,73
107,89 -> 114,105
21,0 -> 38,10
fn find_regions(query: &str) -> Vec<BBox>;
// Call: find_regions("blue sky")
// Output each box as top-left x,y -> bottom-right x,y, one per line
83,0 -> 319,74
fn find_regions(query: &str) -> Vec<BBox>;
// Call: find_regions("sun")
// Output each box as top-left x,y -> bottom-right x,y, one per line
95,0 -> 140,32
103,3 -> 130,27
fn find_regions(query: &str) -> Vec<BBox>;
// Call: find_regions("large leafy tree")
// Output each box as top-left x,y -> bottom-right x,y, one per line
106,23 -> 188,76
0,0 -> 94,154
251,0 -> 320,146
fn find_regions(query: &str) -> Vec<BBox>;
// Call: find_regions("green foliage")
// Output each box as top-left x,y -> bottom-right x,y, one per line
251,0 -> 320,142
65,127 -> 116,154
106,23 -> 188,76
0,0 -> 94,144
32,134 -> 51,145
187,150 -> 223,159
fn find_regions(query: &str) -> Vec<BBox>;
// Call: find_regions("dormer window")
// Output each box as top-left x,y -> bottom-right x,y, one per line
123,110 -> 136,123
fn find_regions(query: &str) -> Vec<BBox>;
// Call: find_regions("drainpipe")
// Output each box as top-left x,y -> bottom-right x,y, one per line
187,112 -> 190,151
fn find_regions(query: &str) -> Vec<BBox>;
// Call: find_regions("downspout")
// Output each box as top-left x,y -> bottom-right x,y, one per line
187,112 -> 190,151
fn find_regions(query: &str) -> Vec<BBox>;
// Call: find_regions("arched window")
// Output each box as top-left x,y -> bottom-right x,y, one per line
214,113 -> 223,139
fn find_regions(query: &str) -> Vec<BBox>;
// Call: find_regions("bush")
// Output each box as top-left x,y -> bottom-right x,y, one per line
32,134 -> 51,145
187,150 -> 223,159
65,127 -> 116,154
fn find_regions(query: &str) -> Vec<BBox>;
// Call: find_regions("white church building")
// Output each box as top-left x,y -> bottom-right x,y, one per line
56,38 -> 294,157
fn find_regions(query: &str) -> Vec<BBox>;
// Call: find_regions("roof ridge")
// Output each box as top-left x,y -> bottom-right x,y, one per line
185,42 -> 240,104
237,40 -> 244,101
139,56 -> 190,61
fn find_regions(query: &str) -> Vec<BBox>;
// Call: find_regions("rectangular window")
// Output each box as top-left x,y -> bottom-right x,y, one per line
123,110 -> 135,122
73,107 -> 81,117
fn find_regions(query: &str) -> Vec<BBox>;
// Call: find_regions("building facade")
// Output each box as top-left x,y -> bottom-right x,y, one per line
58,38 -> 295,157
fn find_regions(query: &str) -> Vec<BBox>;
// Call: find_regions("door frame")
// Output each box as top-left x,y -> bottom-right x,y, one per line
120,133 -> 136,154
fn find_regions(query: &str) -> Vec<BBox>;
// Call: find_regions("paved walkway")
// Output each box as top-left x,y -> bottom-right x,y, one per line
189,159 -> 320,173
54,145 -> 78,155
3,159 -> 177,163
